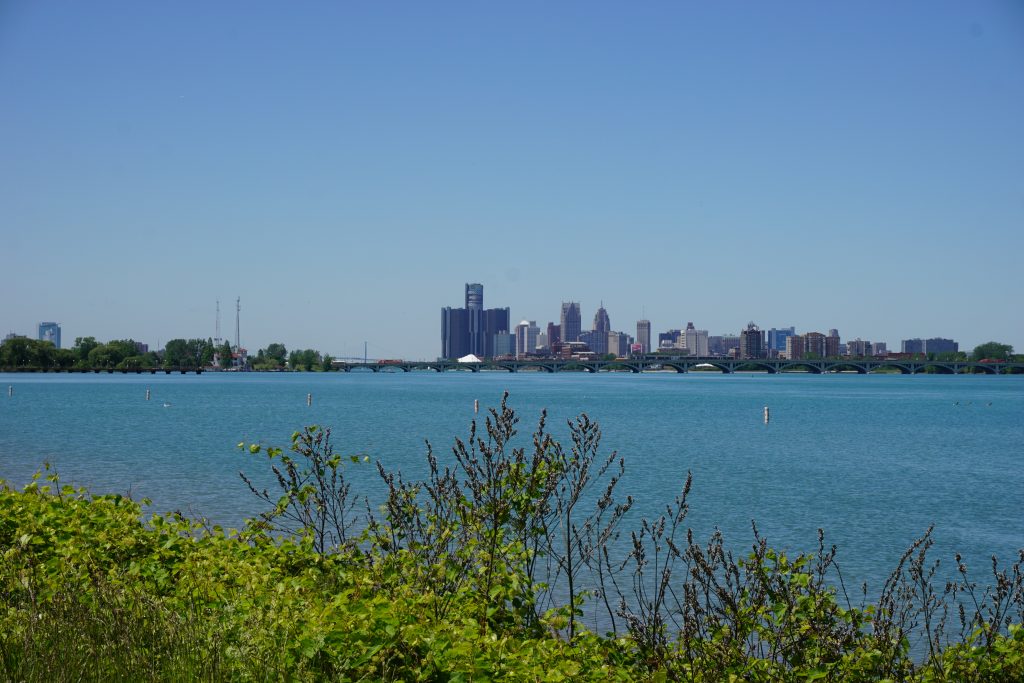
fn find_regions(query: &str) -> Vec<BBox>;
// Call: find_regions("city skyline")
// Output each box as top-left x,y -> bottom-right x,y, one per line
2,3 -> 1022,359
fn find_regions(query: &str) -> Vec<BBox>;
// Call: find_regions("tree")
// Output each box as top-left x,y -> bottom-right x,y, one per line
265,343 -> 287,366
971,341 -> 1013,361
73,336 -> 99,365
218,341 -> 233,369
320,354 -> 334,372
0,337 -> 54,368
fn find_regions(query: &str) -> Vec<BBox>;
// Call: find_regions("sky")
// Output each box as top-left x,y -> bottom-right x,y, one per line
2,1 -> 1022,360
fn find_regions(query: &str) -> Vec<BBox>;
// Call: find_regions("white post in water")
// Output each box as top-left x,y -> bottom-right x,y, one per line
146,388 -> 151,401
763,406 -> 770,424
307,393 -> 312,407
7,386 -> 11,398
474,399 -> 479,414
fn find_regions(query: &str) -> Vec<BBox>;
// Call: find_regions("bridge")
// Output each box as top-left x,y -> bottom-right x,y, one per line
334,358 -> 1023,375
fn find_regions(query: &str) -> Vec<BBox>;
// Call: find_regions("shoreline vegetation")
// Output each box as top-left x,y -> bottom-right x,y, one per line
1,336 -> 1020,374
2,395 -> 1022,680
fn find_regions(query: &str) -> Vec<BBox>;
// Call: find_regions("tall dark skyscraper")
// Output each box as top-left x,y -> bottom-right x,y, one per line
560,302 -> 581,343
465,283 -> 483,310
590,304 -> 610,354
441,283 -> 510,359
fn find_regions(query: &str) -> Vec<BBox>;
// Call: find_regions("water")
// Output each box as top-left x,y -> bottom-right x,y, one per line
1,371 -> 1022,600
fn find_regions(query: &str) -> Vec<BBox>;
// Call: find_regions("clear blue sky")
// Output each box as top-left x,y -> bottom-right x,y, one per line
2,1 -> 1022,359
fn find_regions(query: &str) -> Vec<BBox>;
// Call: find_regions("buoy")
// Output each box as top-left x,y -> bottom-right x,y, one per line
763,406 -> 770,424
474,399 -> 479,414
307,393 -> 312,407
145,388 -> 151,401
7,386 -> 11,397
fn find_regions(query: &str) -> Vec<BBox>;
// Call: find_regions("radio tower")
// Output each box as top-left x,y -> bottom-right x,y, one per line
214,300 -> 222,346
235,297 -> 241,351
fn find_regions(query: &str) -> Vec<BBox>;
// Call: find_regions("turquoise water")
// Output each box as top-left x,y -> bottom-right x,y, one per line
2,371 -> 1022,599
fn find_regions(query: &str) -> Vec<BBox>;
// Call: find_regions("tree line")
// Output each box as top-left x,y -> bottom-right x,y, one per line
0,335 -> 338,371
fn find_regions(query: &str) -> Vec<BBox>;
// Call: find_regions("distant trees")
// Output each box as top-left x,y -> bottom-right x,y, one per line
0,336 -> 159,369
162,339 -> 214,369
288,349 -> 322,372
971,341 -> 1013,361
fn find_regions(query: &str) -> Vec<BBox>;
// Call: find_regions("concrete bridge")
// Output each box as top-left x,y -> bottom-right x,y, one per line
334,358 -> 1023,375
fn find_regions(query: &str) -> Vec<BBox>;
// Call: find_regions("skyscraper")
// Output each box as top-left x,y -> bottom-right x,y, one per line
38,322 -> 61,349
590,304 -> 610,355
683,322 -> 709,357
465,283 -> 484,356
441,283 -> 509,359
441,307 -> 470,359
514,320 -> 539,359
739,322 -> 765,359
766,327 -> 795,355
636,320 -> 651,354
560,302 -> 581,343
465,283 -> 483,310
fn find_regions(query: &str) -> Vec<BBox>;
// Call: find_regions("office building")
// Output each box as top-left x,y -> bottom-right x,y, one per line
441,283 -> 510,359
560,302 -> 582,343
546,323 -> 561,350
739,322 -> 765,359
514,320 -> 539,359
804,332 -> 826,357
874,342 -> 888,356
825,330 -> 840,358
709,335 -> 740,357
901,338 -> 925,355
923,338 -> 958,355
636,320 -> 651,354
607,331 -> 634,357
766,327 -> 795,357
683,322 -> 709,357
658,329 -> 681,349
785,335 -> 805,360
590,304 -> 610,355
493,333 -> 515,358
38,322 -> 61,349
846,339 -> 873,357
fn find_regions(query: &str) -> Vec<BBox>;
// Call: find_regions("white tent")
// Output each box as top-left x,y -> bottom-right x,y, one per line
457,354 -> 483,363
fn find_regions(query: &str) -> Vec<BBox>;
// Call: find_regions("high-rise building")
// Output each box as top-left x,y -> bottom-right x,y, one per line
38,322 -> 61,349
708,335 -> 740,357
901,338 -> 925,354
636,320 -> 651,354
825,330 -> 841,358
482,307 -> 510,358
683,322 -> 709,357
874,342 -> 888,356
804,332 -> 826,357
785,335 -> 805,360
560,302 -> 582,343
465,283 -> 483,310
493,332 -> 515,358
607,331 -> 634,357
546,323 -> 561,350
739,322 -> 765,359
846,339 -> 873,357
922,338 -> 958,355
514,320 -> 539,359
590,304 -> 610,355
442,307 -> 470,359
766,327 -> 795,356
658,329 -> 681,349
441,284 -> 509,359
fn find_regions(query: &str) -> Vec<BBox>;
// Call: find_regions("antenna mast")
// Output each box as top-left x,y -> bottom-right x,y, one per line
235,297 -> 241,351
215,300 -> 221,346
